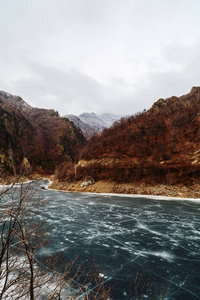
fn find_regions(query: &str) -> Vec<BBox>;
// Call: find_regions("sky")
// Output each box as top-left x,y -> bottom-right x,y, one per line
1,0 -> 200,116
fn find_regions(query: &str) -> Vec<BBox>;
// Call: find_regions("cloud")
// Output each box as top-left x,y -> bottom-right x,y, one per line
11,63 -> 105,114
1,0 -> 200,116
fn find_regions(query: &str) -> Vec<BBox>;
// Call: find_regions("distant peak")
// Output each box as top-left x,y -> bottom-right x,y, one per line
80,112 -> 97,117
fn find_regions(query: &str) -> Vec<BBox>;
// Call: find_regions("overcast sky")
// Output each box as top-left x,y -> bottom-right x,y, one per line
1,0 -> 200,116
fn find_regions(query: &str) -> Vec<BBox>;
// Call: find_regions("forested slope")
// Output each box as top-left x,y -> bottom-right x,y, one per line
58,87 -> 200,186
0,91 -> 86,177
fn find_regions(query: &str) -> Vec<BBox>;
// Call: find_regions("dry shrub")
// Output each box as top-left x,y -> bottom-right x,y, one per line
55,161 -> 74,181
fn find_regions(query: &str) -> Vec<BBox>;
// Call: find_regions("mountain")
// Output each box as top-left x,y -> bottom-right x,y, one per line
57,87 -> 200,188
3,87 -> 200,194
99,113 -> 124,125
0,91 -> 86,177
64,112 -> 123,138
0,91 -> 32,111
63,114 -> 97,139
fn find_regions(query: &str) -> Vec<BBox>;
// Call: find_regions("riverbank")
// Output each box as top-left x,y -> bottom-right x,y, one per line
49,179 -> 200,199
1,174 -> 200,199
0,174 -> 54,185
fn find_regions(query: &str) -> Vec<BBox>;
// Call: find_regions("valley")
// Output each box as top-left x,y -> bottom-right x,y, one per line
1,87 -> 200,199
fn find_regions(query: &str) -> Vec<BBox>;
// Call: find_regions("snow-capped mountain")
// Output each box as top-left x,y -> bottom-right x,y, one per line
99,113 -> 124,126
64,112 -> 124,138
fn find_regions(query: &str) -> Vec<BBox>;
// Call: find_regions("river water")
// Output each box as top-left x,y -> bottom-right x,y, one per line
1,180 -> 200,299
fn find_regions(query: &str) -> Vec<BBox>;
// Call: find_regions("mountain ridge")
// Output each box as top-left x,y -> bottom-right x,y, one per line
64,112 -> 124,138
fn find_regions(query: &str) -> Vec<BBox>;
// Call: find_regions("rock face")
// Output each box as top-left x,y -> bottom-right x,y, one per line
64,112 -> 123,138
0,91 -> 86,176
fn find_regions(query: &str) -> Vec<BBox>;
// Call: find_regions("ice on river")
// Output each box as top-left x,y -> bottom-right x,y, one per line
1,180 -> 200,299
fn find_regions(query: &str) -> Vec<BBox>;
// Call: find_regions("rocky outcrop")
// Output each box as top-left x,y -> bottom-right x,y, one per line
80,177 -> 95,187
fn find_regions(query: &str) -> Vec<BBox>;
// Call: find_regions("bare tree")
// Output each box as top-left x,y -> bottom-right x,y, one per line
0,180 -> 112,300
1,179 -> 166,300
132,265 -> 166,300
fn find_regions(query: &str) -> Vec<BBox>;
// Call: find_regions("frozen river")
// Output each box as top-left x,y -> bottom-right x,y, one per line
2,180 -> 200,299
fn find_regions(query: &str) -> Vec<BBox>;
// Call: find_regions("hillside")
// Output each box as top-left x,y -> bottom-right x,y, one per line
0,91 -> 86,178
54,87 -> 200,195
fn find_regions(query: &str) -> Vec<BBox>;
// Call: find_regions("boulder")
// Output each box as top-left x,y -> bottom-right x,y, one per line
80,177 -> 95,187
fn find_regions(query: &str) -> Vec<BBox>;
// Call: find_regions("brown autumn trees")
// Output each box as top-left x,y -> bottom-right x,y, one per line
0,93 -> 86,177
56,87 -> 200,186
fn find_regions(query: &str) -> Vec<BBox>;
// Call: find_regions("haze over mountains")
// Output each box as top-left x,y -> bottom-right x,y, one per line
64,112 -> 124,138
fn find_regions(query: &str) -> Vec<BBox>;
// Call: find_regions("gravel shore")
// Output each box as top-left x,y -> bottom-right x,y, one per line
49,179 -> 200,199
